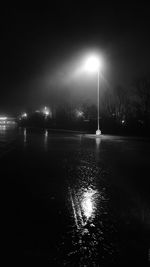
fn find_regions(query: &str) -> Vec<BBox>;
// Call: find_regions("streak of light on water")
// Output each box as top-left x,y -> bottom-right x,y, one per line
44,129 -> 48,151
59,144 -> 118,266
23,128 -> 27,144
0,125 -> 18,157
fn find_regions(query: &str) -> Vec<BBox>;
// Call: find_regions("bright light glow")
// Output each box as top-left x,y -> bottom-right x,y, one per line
42,106 -> 51,117
75,109 -> 84,118
82,194 -> 93,219
69,186 -> 98,231
81,188 -> 97,220
21,113 -> 27,118
0,117 -> 7,120
44,107 -> 49,116
96,129 -> 101,135
84,55 -> 101,73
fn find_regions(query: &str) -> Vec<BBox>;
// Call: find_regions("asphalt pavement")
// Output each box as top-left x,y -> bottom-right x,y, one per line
1,127 -> 150,266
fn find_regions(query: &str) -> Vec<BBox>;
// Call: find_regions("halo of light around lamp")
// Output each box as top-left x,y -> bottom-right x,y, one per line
84,55 -> 101,73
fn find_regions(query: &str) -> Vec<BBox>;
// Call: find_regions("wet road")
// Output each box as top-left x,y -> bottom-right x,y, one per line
1,126 -> 150,266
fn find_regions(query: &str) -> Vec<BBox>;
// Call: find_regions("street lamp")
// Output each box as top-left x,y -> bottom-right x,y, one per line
84,55 -> 102,135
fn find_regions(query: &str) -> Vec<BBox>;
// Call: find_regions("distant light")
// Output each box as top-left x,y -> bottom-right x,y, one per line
84,55 -> 101,73
42,106 -> 52,118
75,109 -> 84,118
21,113 -> 27,118
121,120 -> 125,124
45,111 -> 50,116
0,117 -> 7,120
43,106 -> 49,116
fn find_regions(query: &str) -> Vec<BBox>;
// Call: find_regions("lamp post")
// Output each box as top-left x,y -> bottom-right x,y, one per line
84,55 -> 102,135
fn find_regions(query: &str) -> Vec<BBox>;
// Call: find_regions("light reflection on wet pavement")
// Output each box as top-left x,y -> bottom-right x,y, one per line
57,145 -> 118,266
1,127 -> 150,266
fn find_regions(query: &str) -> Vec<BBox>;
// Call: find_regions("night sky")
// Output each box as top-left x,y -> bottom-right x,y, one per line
0,3 -> 150,114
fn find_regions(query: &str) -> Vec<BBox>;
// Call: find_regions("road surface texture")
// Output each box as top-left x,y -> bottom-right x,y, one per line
1,126 -> 150,266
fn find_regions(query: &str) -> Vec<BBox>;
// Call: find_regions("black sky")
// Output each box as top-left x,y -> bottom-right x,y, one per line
0,3 -> 150,114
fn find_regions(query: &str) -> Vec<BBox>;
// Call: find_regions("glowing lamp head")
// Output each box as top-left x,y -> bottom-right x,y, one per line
84,55 -> 101,73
